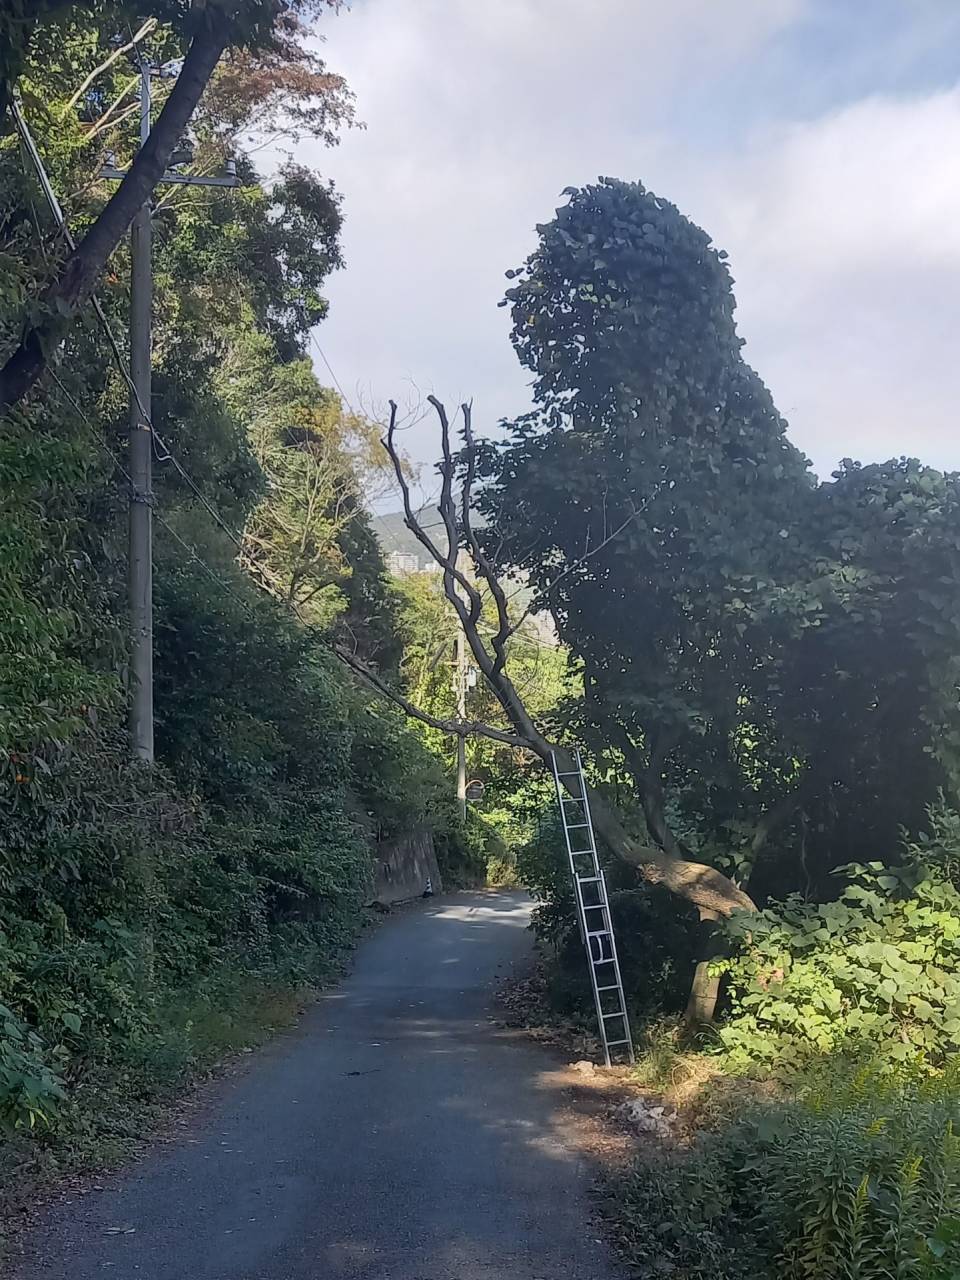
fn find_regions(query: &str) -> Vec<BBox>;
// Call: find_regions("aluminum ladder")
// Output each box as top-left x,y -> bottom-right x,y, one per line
551,749 -> 635,1067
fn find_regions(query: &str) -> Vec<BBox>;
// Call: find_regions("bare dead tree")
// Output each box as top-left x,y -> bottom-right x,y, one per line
338,396 -> 755,940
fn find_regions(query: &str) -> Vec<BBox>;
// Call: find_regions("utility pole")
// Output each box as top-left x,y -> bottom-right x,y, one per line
455,627 -> 467,821
128,60 -> 154,762
100,49 -> 238,763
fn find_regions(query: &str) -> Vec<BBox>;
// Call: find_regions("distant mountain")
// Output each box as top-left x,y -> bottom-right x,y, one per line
370,508 -> 440,570
371,508 -> 556,646
371,507 -> 486,573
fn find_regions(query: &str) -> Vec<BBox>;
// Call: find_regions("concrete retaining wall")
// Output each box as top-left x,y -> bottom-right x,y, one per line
371,827 -> 442,905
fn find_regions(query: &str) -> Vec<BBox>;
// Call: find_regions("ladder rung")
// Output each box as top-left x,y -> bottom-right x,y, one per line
556,753 -> 633,1063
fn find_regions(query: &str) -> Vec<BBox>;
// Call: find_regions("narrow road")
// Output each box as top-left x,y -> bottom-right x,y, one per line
18,890 -> 624,1279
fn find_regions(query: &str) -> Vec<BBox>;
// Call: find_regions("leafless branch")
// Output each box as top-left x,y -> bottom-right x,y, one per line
382,399 -> 481,623
460,400 -> 512,673
62,18 -> 157,119
332,643 -> 527,748
84,76 -> 139,139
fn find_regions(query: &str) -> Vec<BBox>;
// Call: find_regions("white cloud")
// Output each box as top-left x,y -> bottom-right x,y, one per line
684,90 -> 960,473
301,1 -> 960,496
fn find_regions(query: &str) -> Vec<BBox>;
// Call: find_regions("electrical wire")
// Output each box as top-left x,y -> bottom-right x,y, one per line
17,96 -> 557,724
309,331 -> 357,417
12,91 -> 252,559
149,428 -> 246,551
10,94 -> 155,433
47,369 -> 241,603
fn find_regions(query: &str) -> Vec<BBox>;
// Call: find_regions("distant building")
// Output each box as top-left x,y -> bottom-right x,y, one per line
387,551 -> 420,576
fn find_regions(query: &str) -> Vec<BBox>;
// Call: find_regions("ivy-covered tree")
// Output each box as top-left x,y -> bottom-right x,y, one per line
475,178 -> 960,1008
343,180 -> 960,1022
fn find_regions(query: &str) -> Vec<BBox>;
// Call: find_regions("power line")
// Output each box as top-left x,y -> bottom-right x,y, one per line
14,92 -> 250,557
150,428 -> 246,551
17,97 -> 557,744
310,332 -> 357,417
11,94 -> 155,434
47,369 -> 241,602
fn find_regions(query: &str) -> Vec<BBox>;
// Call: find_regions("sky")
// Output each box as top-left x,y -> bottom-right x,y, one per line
294,0 -> 960,501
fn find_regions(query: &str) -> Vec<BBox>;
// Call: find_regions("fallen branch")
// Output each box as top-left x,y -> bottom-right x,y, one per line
61,18 -> 157,119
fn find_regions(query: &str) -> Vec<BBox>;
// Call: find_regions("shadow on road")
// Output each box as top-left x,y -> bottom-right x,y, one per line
15,890 -> 626,1280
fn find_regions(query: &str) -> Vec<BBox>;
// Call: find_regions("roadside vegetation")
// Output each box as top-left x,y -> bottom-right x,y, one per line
0,5 -> 489,1203
493,180 -> 960,1279
3,6 -> 959,1276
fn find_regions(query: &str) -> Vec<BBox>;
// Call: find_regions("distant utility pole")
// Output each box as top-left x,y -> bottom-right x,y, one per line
455,628 -> 467,821
101,51 -> 238,763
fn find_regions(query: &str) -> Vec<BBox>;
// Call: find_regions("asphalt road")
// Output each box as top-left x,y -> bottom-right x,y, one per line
17,890 -> 625,1279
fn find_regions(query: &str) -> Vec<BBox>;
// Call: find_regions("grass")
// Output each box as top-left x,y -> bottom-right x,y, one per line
601,1030 -> 960,1280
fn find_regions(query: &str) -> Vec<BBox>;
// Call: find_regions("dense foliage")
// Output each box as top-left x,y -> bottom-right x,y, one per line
489,180 -> 960,1275
0,12 -> 469,1147
718,859 -> 960,1071
613,1065 -> 960,1280
487,178 -> 960,906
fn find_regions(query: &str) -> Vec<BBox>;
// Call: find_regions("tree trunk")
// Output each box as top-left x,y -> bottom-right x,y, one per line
377,398 -> 758,1021
460,640 -> 757,921
582,778 -> 756,918
684,912 -> 724,1028
0,15 -> 233,411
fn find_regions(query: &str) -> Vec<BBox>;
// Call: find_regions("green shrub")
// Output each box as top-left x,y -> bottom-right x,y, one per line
717,863 -> 960,1071
612,1063 -> 960,1280
519,813 -> 699,1021
0,1003 -> 65,1131
433,807 -> 489,888
906,799 -> 960,888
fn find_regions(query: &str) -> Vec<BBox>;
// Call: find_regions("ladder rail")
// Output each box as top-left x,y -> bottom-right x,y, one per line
551,749 -> 634,1067
595,869 -> 634,1061
551,753 -> 595,868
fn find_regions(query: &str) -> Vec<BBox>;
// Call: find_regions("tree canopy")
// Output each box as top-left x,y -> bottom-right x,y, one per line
0,7 -> 472,1137
478,178 -> 960,908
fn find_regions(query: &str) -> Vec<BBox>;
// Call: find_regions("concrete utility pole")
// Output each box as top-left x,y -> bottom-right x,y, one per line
455,628 -> 467,821
128,61 -> 154,762
101,49 -> 238,763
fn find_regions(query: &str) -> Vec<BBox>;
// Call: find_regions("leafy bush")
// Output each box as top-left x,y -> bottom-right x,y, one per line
519,812 -> 699,1021
611,1064 -> 960,1280
906,799 -> 960,888
717,863 -> 960,1070
0,1003 -> 65,1131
